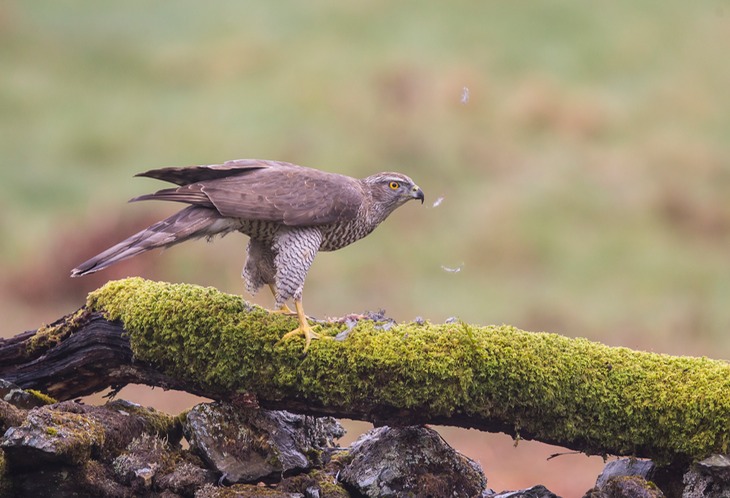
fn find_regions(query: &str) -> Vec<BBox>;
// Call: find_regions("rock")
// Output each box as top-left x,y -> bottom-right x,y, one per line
487,484 -> 560,497
338,425 -> 486,498
1,405 -> 105,467
682,454 -> 730,498
278,459 -> 350,498
0,379 -> 54,410
0,399 -> 25,434
157,459 -> 216,497
194,482 -> 303,497
584,476 -> 664,498
10,460 -> 131,498
184,403 -> 343,484
1,399 -> 180,469
61,399 -> 182,458
113,433 -> 169,491
595,459 -> 656,488
694,454 -> 730,481
113,432 -> 215,496
584,458 -> 669,498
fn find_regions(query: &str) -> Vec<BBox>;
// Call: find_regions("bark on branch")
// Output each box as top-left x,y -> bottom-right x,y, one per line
2,277 -> 729,466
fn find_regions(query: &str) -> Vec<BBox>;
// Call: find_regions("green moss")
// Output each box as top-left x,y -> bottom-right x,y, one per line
27,308 -> 91,355
27,390 -> 57,406
197,483 -> 294,497
88,278 -> 730,465
0,449 -> 11,498
311,470 -> 350,498
87,278 -> 300,395
280,468 -> 349,497
45,426 -> 59,436
329,449 -> 353,466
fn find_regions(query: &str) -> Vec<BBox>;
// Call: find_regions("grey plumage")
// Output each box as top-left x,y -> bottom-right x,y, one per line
72,159 -> 424,349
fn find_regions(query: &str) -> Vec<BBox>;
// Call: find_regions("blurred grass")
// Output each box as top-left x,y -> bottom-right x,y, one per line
2,1 -> 730,493
3,0 -> 730,348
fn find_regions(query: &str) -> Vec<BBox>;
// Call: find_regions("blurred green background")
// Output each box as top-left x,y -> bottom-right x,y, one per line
2,1 -> 729,494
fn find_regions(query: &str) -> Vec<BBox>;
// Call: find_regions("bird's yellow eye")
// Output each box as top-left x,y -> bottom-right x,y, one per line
389,181 -> 400,190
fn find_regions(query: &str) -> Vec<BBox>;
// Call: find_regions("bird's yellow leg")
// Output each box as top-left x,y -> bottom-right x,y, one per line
267,284 -> 294,314
280,299 -> 320,351
270,304 -> 295,314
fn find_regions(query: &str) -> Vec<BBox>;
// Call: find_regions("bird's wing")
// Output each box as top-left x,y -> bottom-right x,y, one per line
135,159 -> 296,186
203,166 -> 364,226
133,162 -> 364,226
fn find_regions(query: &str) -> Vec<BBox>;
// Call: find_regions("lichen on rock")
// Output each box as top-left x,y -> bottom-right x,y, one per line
184,402 -> 343,484
113,432 -> 214,495
338,425 -> 487,497
1,405 -> 105,467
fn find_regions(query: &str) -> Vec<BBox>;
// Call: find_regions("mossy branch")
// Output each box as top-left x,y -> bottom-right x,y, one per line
3,278 -> 730,466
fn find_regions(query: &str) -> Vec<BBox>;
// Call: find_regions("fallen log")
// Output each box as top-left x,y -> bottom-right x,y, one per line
2,277 -> 729,466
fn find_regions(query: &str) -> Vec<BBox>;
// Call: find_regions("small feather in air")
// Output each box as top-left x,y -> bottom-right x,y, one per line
432,196 -> 445,208
460,87 -> 470,104
441,263 -> 464,273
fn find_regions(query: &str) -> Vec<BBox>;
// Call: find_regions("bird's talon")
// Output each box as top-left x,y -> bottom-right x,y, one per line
280,325 -> 320,351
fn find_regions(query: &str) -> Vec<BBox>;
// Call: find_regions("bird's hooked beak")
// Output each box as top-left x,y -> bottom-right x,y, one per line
411,185 -> 425,204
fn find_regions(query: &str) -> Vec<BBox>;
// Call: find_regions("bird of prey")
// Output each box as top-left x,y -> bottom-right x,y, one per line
71,159 -> 424,349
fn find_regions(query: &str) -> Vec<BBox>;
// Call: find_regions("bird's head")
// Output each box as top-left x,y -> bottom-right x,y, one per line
362,172 -> 424,215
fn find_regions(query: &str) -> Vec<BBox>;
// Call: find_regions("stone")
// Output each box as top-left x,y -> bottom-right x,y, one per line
113,432 -> 215,496
694,454 -> 730,481
157,459 -> 216,496
584,458 -> 670,498
584,476 -> 664,498
682,454 -> 730,498
0,399 -> 25,434
338,425 -> 486,497
194,482 -> 303,497
1,399 -> 180,469
0,379 -> 53,410
595,459 -> 656,488
278,462 -> 350,498
184,403 -> 343,484
113,433 -> 169,491
488,484 -> 560,497
95,399 -> 183,456
1,405 -> 105,467
10,460 -> 131,498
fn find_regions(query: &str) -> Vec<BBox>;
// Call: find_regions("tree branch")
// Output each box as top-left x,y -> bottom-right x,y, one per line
2,277 -> 729,466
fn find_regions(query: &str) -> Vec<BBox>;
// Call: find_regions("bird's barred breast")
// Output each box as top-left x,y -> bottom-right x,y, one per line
237,218 -> 374,253
318,221 -> 374,252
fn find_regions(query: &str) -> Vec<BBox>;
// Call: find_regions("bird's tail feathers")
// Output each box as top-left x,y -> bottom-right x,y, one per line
71,206 -> 233,277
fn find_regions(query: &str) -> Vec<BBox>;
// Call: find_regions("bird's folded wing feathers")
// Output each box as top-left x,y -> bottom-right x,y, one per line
202,171 -> 363,226
134,159 -> 296,186
132,161 -> 364,227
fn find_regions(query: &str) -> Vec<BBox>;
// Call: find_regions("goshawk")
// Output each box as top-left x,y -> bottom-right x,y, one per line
71,159 -> 424,349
